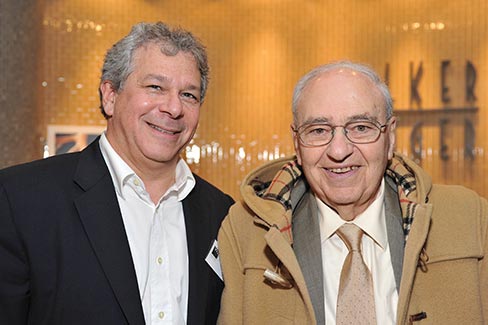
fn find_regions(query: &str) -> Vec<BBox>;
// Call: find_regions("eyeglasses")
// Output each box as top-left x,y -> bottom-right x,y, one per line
293,120 -> 389,147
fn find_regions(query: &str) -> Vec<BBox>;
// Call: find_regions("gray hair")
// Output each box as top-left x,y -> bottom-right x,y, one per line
99,22 -> 209,118
292,61 -> 393,124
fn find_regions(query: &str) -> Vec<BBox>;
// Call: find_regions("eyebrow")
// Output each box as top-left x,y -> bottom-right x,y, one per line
301,116 -> 330,125
140,74 -> 169,84
301,114 -> 379,126
348,114 -> 379,122
140,74 -> 201,92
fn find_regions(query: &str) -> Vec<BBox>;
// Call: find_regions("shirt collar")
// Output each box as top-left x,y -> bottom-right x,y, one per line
317,179 -> 387,249
99,132 -> 134,199
99,132 -> 195,202
168,158 -> 195,202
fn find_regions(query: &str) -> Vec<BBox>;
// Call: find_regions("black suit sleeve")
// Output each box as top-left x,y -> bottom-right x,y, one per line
0,183 -> 30,324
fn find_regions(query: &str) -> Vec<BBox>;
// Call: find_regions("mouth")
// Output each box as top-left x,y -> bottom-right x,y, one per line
147,122 -> 180,135
326,166 -> 359,174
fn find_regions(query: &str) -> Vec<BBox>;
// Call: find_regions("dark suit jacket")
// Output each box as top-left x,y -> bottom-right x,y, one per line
0,139 -> 234,325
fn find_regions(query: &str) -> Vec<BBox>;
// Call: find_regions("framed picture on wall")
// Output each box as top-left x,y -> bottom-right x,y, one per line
46,125 -> 106,157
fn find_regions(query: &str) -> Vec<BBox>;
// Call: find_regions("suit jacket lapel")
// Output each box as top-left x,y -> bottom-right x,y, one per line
73,140 -> 145,325
182,182 -> 211,325
384,176 -> 405,292
292,191 -> 325,325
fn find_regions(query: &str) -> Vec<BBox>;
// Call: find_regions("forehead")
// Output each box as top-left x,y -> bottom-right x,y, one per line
131,42 -> 199,77
297,68 -> 386,124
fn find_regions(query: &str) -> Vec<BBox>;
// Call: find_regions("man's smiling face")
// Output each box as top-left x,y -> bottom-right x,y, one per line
102,42 -> 202,171
293,68 -> 396,220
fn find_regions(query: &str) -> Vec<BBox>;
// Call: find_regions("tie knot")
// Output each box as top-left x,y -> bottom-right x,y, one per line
336,223 -> 363,252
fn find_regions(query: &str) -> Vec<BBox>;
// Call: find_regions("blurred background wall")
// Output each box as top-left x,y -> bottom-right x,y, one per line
1,0 -> 487,199
0,0 -> 44,167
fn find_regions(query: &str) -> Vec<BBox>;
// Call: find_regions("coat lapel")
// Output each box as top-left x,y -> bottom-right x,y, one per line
182,183 -> 211,325
73,140 -> 145,325
265,226 -> 317,324
292,191 -> 325,325
396,203 -> 432,324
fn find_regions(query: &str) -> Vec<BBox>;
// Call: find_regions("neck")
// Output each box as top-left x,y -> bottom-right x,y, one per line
336,184 -> 384,222
133,160 -> 178,205
337,207 -> 365,222
104,132 -> 180,204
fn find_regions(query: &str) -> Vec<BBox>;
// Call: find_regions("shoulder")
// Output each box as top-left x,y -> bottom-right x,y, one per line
191,174 -> 234,205
426,184 -> 487,258
219,200 -> 268,249
0,153 -> 81,190
429,184 -> 485,213
221,201 -> 253,227
0,153 -> 84,228
184,174 -> 235,224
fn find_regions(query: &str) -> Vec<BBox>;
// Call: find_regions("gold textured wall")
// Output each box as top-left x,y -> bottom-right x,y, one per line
2,1 -> 487,199
0,1 -> 44,167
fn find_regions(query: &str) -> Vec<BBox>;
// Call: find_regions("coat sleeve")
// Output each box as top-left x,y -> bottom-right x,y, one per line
217,207 -> 245,324
480,197 -> 488,321
0,183 -> 30,324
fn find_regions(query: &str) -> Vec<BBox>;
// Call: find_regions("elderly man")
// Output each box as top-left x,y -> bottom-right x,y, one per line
218,61 -> 487,324
0,22 -> 233,324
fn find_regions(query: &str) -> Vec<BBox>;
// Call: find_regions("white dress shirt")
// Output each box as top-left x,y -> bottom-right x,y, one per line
100,133 -> 195,325
317,180 -> 398,325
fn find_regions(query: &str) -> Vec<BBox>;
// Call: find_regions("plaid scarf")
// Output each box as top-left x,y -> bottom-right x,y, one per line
259,160 -> 303,211
386,155 -> 423,240
258,155 -> 423,241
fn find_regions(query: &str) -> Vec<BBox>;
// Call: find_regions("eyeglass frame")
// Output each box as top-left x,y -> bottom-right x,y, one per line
292,119 -> 391,147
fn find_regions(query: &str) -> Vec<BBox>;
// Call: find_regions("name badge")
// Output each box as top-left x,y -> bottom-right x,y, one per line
205,239 -> 223,281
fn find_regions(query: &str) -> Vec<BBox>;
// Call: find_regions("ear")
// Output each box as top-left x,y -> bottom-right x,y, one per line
291,124 -> 303,165
100,81 -> 117,117
387,116 -> 397,160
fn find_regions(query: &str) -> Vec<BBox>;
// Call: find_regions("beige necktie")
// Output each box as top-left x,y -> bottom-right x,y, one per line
336,223 -> 376,325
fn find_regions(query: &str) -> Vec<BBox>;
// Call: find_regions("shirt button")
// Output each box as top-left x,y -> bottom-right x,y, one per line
158,311 -> 165,319
133,179 -> 140,186
157,257 -> 163,265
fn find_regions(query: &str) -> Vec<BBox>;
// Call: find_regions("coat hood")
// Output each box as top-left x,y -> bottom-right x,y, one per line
240,152 -> 433,238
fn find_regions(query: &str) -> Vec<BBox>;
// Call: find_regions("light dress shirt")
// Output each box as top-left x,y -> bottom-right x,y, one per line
100,133 -> 195,325
317,179 -> 398,325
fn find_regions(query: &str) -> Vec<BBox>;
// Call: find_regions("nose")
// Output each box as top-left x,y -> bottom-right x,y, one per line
324,127 -> 353,161
160,91 -> 184,118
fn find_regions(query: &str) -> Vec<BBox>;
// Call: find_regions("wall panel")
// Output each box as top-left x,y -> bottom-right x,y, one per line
1,0 -> 487,199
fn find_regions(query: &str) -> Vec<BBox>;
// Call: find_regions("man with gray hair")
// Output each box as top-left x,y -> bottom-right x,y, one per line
218,61 -> 487,324
0,22 -> 233,325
